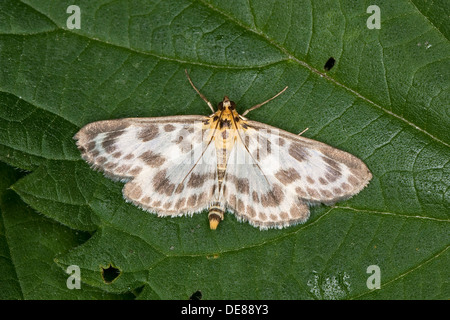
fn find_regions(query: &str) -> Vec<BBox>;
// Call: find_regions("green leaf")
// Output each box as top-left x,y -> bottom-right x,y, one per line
0,161 -> 131,299
1,0 -> 448,299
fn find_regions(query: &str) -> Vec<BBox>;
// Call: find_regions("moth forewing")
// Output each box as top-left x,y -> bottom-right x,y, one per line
244,119 -> 372,205
75,115 -> 219,216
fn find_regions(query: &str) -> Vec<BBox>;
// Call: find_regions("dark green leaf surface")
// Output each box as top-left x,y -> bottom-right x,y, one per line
0,162 -> 130,299
0,0 -> 448,299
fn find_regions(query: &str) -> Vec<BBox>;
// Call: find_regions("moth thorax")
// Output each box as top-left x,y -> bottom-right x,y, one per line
208,204 -> 224,230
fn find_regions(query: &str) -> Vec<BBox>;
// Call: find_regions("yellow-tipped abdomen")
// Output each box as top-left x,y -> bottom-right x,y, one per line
208,205 -> 224,230
209,218 -> 220,230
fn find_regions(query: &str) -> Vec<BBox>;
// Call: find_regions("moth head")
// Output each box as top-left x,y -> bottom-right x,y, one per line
219,96 -> 236,112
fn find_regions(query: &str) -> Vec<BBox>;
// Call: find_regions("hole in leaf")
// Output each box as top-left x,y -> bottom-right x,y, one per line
101,264 -> 121,284
324,57 -> 336,71
189,290 -> 202,300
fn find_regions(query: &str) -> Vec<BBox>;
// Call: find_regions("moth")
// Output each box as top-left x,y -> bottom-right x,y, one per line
74,70 -> 372,230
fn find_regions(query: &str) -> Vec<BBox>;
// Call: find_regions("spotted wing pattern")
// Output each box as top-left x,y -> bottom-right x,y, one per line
75,116 -> 219,216
220,120 -> 372,229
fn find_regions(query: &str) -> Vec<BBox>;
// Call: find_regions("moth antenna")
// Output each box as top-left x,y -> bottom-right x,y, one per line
242,86 -> 288,116
185,69 -> 215,113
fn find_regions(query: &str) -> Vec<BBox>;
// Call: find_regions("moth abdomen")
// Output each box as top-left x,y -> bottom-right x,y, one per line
208,203 -> 225,230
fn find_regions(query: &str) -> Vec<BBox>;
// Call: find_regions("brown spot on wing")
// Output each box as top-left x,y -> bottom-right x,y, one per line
325,166 -> 341,182
152,170 -> 175,196
280,212 -> 289,220
101,140 -> 116,154
124,183 -> 142,200
161,183 -> 176,196
254,137 -> 272,160
175,135 -> 183,144
86,141 -> 96,152
129,166 -> 142,175
260,184 -> 284,207
244,134 -> 250,147
296,187 -> 308,198
79,120 -> 130,141
289,143 -> 309,162
306,176 -> 315,184
252,191 -> 260,203
341,182 -> 350,191
138,125 -> 159,142
275,168 -> 301,185
152,169 -> 167,189
187,173 -> 207,188
112,151 -> 122,158
187,194 -> 197,207
97,156 -> 107,164
101,130 -> 126,153
246,206 -> 256,218
175,197 -> 186,210
116,164 -> 131,174
322,156 -> 340,170
348,175 -> 359,187
107,130 -> 125,140
139,150 -> 166,167
306,187 -> 320,198
91,150 -> 100,158
197,192 -> 207,204
289,201 -> 309,219
102,130 -> 123,153
236,178 -> 250,195
175,184 -> 184,194
142,196 -> 151,204
228,194 -> 237,208
152,200 -> 161,207
104,162 -> 118,170
237,199 -> 245,212
320,189 -> 333,198
320,146 -> 372,182
164,124 -> 176,132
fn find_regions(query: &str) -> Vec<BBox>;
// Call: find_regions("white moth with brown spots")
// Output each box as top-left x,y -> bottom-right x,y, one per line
74,70 -> 372,230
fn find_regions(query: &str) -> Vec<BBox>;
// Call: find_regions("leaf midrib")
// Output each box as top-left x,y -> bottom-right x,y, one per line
96,206 -> 448,260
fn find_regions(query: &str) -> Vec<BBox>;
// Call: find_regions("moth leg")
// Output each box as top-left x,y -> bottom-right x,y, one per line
298,127 -> 309,136
185,69 -> 215,113
242,86 -> 288,116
